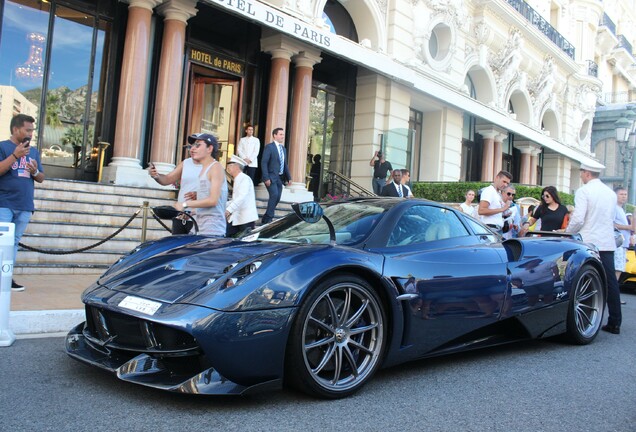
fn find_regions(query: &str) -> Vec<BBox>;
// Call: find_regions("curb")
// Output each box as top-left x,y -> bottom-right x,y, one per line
10,309 -> 84,337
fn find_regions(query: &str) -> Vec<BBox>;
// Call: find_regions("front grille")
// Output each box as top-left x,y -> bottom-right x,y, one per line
85,305 -> 198,353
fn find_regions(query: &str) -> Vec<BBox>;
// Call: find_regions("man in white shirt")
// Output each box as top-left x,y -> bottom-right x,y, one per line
566,163 -> 622,334
237,124 -> 260,183
225,155 -> 258,236
478,170 -> 512,233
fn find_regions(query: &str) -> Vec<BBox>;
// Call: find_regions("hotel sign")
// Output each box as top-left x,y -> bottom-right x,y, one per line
204,0 -> 332,49
190,48 -> 245,76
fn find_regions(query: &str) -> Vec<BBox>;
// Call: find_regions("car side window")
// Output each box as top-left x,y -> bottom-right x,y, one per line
387,205 -> 470,247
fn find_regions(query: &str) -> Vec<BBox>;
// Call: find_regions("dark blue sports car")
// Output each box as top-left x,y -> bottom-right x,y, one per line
66,198 -> 606,398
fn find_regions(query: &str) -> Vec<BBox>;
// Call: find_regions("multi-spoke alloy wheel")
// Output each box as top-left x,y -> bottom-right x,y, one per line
286,275 -> 385,398
566,264 -> 604,345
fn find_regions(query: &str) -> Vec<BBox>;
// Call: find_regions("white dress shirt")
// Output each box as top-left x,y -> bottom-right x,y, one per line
226,172 -> 258,225
567,178 -> 617,251
237,135 -> 260,168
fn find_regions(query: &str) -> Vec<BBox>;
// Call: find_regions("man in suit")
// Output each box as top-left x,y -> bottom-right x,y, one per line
381,169 -> 407,197
261,127 -> 291,223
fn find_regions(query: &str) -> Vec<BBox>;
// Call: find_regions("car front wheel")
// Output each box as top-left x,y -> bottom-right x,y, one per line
286,274 -> 386,399
565,264 -> 605,345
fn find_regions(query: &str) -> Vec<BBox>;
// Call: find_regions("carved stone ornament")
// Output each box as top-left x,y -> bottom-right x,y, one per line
423,0 -> 466,28
529,55 -> 556,115
576,84 -> 600,114
474,21 -> 490,45
490,29 -> 523,92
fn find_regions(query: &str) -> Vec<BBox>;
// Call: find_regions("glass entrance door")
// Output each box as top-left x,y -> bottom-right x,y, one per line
308,85 -> 353,200
187,74 -> 240,166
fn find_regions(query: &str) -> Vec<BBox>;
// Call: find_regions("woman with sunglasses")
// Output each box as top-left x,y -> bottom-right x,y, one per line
521,185 -> 569,234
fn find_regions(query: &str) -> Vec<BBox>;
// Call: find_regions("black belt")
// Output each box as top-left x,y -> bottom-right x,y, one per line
374,176 -> 384,179
486,224 -> 502,229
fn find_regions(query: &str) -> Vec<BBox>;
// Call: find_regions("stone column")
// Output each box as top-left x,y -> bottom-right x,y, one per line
265,49 -> 293,140
477,129 -> 497,181
149,0 -> 197,180
514,141 -> 540,185
104,0 -> 161,186
288,51 -> 321,191
493,132 -> 507,176
519,149 -> 532,184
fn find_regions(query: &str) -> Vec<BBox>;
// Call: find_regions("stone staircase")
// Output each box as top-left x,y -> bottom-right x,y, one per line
14,178 -> 295,275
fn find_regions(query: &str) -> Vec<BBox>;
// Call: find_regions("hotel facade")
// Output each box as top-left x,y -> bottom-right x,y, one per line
1,0 -> 635,197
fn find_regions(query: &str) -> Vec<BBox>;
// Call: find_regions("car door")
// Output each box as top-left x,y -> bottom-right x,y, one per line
372,204 -> 508,356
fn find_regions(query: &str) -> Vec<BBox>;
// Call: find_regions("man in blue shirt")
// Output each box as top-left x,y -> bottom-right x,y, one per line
0,114 -> 45,291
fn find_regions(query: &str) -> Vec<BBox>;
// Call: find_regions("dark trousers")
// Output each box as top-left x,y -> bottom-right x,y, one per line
245,166 -> 257,184
226,221 -> 255,237
263,176 -> 283,223
600,250 -> 622,327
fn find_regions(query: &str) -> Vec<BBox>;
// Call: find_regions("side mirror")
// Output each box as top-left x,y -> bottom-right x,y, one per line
292,201 -> 324,224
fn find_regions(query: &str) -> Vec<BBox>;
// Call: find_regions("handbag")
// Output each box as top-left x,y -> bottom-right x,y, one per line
615,228 -> 625,248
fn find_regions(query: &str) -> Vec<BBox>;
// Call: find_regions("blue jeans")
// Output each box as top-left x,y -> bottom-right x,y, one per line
264,176 -> 283,222
372,178 -> 385,195
599,251 -> 622,327
0,207 -> 32,262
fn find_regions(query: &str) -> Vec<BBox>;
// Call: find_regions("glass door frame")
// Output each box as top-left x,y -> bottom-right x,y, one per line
184,64 -> 243,167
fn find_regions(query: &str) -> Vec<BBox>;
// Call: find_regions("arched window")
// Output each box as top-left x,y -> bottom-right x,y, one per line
323,0 -> 358,42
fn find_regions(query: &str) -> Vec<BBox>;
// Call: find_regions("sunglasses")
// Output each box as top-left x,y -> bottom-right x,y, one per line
185,142 -> 206,149
507,192 -> 516,197
543,194 -> 551,198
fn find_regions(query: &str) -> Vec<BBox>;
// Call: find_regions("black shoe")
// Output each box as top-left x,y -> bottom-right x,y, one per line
601,324 -> 620,335
11,279 -> 25,292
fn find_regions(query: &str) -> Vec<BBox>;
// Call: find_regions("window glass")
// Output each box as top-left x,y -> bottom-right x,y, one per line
388,205 -> 469,247
0,0 -> 110,174
0,0 -> 51,143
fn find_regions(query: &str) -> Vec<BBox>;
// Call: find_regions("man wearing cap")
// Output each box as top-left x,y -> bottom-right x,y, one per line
225,155 -> 258,236
566,163 -> 622,335
260,128 -> 291,224
237,124 -> 260,184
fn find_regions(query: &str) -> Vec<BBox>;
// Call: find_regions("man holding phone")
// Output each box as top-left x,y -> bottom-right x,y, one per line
0,114 -> 44,291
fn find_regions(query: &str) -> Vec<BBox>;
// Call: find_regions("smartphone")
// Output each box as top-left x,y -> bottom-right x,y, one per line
22,137 -> 31,147
149,162 -> 156,169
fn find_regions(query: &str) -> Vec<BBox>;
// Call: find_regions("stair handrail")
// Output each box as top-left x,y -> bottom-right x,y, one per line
324,170 -> 376,198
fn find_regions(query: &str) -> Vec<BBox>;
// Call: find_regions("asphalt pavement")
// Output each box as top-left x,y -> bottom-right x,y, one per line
1,293 -> 635,431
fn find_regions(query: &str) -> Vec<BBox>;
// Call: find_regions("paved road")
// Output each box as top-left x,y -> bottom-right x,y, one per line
2,294 -> 635,432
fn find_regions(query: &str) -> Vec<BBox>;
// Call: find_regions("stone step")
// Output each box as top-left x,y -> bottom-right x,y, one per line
19,233 -> 150,253
29,208 -> 175,229
24,219 -> 169,238
37,178 -> 177,199
17,250 -> 124,267
34,188 -> 175,207
13,264 -> 108,275
34,197 -> 175,214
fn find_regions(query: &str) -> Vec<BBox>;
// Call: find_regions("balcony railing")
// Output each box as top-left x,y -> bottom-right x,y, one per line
324,170 -> 375,198
617,34 -> 634,57
603,91 -> 636,104
586,60 -> 598,78
600,12 -> 617,36
506,0 -> 575,59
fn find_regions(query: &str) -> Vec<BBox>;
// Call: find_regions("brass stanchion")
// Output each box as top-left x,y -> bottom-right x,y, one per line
97,141 -> 111,183
141,201 -> 149,243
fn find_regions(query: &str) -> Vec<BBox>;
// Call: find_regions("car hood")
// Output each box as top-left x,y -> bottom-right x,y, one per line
97,239 -> 291,304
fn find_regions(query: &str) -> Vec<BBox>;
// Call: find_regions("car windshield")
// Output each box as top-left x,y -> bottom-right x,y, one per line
241,201 -> 388,245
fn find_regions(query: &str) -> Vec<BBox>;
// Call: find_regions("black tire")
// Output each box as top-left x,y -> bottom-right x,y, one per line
286,274 -> 386,399
565,264 -> 605,345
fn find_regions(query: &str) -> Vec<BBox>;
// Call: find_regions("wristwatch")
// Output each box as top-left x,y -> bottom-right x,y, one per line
182,201 -> 188,209
32,168 -> 39,177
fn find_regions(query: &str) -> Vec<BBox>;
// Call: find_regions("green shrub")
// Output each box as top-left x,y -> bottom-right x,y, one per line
411,182 -> 574,205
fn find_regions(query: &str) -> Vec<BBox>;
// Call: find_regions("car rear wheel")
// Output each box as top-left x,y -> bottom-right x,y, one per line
286,274 -> 386,399
565,264 -> 604,345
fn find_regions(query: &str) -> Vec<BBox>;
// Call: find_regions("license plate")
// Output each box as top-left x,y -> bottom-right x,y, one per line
118,295 -> 162,315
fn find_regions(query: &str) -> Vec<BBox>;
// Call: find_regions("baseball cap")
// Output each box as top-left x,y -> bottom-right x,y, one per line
187,133 -> 218,148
